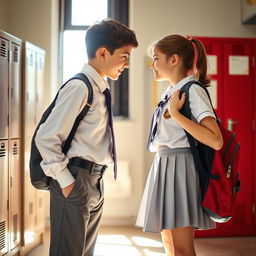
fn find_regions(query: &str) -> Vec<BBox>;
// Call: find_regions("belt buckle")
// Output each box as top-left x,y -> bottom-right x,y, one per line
90,163 -> 96,174
101,165 -> 108,175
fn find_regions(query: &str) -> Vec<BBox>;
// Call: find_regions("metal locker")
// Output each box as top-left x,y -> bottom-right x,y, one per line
0,140 -> 8,256
23,47 -> 37,239
0,36 -> 9,139
35,50 -> 46,233
35,51 -> 46,122
25,48 -> 37,133
9,42 -> 21,139
22,43 -> 39,248
9,140 -> 21,250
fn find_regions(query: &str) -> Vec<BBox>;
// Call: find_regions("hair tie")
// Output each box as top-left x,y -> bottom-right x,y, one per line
187,39 -> 198,77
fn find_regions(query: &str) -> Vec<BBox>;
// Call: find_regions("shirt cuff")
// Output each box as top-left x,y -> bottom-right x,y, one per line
55,168 -> 75,188
197,111 -> 216,123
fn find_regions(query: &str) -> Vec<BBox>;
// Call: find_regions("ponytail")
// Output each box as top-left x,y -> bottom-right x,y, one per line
190,38 -> 210,86
155,35 -> 210,87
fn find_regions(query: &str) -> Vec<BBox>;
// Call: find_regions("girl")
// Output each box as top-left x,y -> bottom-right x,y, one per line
136,35 -> 223,256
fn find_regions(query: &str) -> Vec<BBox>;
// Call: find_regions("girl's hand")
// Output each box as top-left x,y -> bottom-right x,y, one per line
168,90 -> 186,116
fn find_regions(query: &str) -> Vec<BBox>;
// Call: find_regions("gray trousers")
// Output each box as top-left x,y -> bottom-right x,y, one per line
49,164 -> 104,256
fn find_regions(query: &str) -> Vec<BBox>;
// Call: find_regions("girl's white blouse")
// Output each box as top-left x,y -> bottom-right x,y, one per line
149,75 -> 215,152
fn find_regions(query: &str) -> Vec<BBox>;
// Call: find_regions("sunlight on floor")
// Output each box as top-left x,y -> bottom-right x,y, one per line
94,229 -> 165,256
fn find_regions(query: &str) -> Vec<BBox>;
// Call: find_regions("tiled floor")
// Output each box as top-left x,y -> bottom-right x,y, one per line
26,226 -> 256,256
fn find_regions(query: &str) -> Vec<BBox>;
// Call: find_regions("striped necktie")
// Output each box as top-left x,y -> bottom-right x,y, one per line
147,95 -> 170,150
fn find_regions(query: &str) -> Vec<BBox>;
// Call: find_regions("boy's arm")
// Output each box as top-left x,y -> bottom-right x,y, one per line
35,80 -> 89,188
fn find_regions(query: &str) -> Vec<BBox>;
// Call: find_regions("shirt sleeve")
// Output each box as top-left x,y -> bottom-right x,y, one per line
35,79 -> 89,188
189,84 -> 215,123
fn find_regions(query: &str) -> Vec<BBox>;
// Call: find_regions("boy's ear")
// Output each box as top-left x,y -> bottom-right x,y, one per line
96,47 -> 108,62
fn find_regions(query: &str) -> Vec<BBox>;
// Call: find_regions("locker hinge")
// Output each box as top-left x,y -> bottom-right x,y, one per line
10,176 -> 12,188
252,120 -> 255,131
7,199 -> 9,210
252,203 -> 255,215
7,114 -> 9,127
253,56 -> 255,67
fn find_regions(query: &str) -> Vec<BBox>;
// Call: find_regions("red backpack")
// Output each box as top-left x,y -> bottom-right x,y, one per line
180,81 -> 241,223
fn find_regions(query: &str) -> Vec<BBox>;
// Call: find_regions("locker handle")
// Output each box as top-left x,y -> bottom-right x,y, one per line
227,118 -> 238,131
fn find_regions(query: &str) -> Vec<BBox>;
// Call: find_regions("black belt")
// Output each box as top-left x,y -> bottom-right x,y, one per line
69,157 -> 108,175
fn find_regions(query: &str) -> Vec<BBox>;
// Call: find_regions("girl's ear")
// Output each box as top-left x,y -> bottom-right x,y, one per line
96,47 -> 107,62
169,54 -> 180,66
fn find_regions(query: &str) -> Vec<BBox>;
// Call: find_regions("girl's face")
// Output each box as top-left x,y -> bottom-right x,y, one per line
151,46 -> 171,81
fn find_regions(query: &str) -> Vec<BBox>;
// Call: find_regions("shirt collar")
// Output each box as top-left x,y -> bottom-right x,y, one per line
169,75 -> 196,94
161,75 -> 196,101
82,64 -> 110,93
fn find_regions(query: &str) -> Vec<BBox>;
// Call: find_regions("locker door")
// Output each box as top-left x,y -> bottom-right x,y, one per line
0,141 -> 8,255
9,43 -> 21,139
0,37 -> 9,139
9,140 -> 21,250
35,52 -> 46,121
35,52 -> 46,233
23,47 -> 37,245
223,42 -> 254,231
203,42 -> 224,120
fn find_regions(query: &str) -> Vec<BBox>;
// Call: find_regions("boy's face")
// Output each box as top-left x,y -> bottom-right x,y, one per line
104,45 -> 133,80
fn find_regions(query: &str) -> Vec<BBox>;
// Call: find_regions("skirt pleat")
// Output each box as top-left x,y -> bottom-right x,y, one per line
136,146 -> 216,233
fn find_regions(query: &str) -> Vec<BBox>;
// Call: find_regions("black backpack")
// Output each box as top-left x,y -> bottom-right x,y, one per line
29,73 -> 93,190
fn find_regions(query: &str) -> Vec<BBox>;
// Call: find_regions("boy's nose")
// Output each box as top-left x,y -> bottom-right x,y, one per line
124,60 -> 130,68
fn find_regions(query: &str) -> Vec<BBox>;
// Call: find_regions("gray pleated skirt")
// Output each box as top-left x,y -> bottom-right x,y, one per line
136,146 -> 216,233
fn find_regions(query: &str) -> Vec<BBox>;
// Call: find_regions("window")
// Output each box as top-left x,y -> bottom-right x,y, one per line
62,0 -> 129,117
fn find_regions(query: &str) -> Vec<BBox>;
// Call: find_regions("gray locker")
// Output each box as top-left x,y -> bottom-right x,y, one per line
9,42 -> 21,138
0,30 -> 22,256
9,139 -> 21,250
22,42 -> 46,251
0,140 -> 8,256
0,37 -> 9,139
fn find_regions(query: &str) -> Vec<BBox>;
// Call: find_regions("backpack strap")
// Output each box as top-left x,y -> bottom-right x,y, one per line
180,81 -> 216,200
62,73 -> 93,154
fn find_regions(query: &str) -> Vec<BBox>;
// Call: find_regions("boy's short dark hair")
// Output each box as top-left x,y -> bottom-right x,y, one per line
85,19 -> 138,59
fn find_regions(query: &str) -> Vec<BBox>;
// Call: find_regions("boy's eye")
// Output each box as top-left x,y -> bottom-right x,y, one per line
122,55 -> 129,60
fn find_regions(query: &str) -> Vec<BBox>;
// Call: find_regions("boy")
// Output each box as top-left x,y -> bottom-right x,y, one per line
35,19 -> 138,256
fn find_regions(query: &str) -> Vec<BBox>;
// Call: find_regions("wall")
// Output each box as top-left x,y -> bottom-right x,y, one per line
101,0 -> 256,224
0,0 -> 60,109
0,0 -> 8,30
0,0 -> 59,227
0,0 -> 255,225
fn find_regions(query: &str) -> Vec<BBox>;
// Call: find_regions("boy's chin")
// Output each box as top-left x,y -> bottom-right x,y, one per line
107,74 -> 120,81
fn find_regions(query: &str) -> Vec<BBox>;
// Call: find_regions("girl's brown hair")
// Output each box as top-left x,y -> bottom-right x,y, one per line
155,35 -> 210,86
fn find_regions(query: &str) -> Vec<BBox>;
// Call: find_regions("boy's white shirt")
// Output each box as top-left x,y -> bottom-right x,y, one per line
149,75 -> 215,152
35,64 -> 113,188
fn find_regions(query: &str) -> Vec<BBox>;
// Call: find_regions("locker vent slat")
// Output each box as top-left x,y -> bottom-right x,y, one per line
0,40 -> 7,57
13,214 -> 18,242
232,45 -> 244,55
0,148 -> 6,157
13,146 -> 18,155
13,47 -> 19,62
0,221 -> 6,250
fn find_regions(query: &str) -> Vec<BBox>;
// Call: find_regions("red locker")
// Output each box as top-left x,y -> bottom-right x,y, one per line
192,37 -> 256,237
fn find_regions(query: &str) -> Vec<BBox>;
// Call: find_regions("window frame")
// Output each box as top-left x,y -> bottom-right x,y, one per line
63,0 -> 129,117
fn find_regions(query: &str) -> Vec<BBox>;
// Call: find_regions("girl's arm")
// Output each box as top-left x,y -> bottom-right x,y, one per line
169,90 -> 223,150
